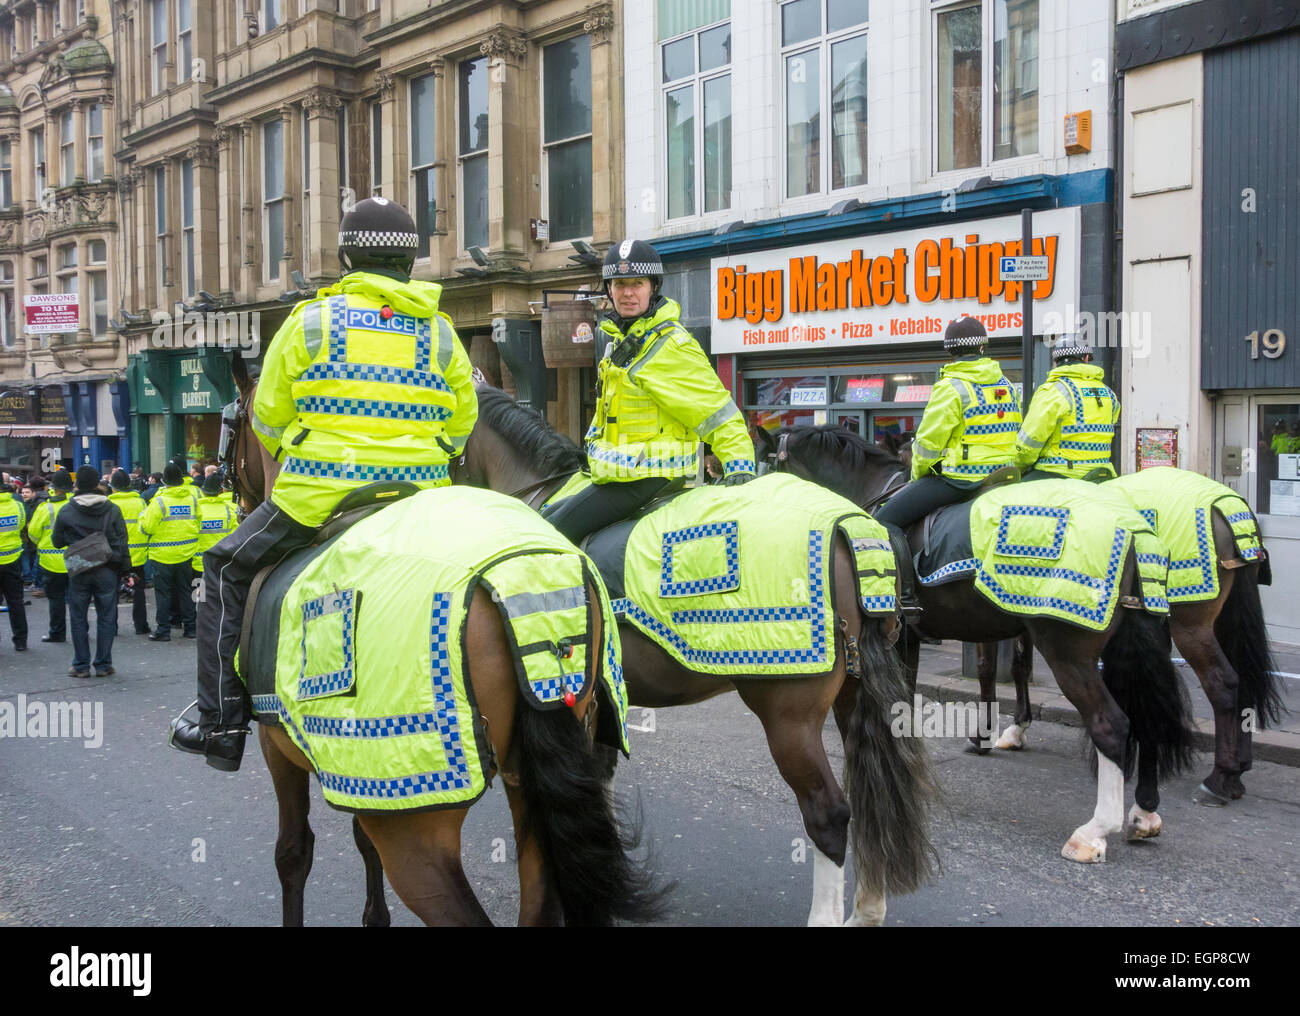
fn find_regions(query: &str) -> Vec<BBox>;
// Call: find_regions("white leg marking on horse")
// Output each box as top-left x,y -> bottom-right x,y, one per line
1061,753 -> 1124,863
995,722 -> 1028,750
844,883 -> 887,927
1126,803 -> 1163,840
807,847 -> 845,927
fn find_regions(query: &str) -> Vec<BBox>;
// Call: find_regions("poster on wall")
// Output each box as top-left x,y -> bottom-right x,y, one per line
1136,428 -> 1179,471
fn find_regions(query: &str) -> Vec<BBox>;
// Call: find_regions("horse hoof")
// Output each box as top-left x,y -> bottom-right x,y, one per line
1225,775 -> 1246,800
1061,834 -> 1107,863
1126,805 -> 1162,841
995,725 -> 1026,750
1193,782 -> 1231,808
964,742 -> 992,756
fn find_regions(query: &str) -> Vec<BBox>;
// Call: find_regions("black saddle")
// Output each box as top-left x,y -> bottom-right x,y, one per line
578,485 -> 690,602
238,483 -> 419,699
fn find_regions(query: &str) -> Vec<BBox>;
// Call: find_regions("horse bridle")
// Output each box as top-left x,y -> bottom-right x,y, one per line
771,430 -> 908,514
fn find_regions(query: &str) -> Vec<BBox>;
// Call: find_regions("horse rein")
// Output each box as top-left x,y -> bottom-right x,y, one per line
772,431 -> 907,514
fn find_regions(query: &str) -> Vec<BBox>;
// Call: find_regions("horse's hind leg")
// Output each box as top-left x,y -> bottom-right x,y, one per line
504,782 -> 564,926
1173,599 -> 1242,807
260,724 -> 315,927
358,811 -> 491,927
1127,739 -> 1164,841
738,672 -> 850,926
996,633 -> 1034,750
352,816 -> 391,927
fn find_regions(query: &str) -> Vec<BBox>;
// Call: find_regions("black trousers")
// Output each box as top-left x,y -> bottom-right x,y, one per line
0,559 -> 27,646
196,501 -> 316,733
152,561 -> 196,636
542,477 -> 680,545
41,567 -> 68,640
128,563 -> 149,632
874,474 -> 979,530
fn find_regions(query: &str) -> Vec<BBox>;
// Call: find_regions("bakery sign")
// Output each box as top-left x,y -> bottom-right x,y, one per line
710,208 -> 1080,354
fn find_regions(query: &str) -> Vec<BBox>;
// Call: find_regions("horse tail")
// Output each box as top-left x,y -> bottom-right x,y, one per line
845,620 -> 939,899
1100,605 -> 1196,779
516,695 -> 667,926
1217,563 -> 1284,729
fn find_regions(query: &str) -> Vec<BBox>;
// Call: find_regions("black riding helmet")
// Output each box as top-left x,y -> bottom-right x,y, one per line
942,315 -> 988,355
1050,334 -> 1093,365
338,197 -> 421,276
601,239 -> 665,299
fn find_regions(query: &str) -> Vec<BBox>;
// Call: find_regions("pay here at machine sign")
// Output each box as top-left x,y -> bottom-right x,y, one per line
709,208 -> 1081,355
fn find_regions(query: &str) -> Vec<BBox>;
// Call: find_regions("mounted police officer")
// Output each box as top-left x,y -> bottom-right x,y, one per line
541,239 -> 755,543
874,316 -> 1022,615
1014,336 -> 1120,481
171,197 -> 478,771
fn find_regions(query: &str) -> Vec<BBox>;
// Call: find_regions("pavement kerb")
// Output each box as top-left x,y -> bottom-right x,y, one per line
913,670 -> 1300,768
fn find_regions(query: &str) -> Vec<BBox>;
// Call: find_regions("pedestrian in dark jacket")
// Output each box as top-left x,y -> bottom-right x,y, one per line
52,466 -> 129,678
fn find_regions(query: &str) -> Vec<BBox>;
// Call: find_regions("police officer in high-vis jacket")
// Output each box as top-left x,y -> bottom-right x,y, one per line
1014,336 -> 1120,481
171,197 -> 478,771
874,316 -> 1022,615
27,469 -> 73,643
192,472 -> 236,576
140,462 -> 201,640
0,490 -> 28,651
108,468 -> 151,635
541,240 -> 755,543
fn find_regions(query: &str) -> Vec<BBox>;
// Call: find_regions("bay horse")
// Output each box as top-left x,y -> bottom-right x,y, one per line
769,425 -> 1197,862
460,388 -> 940,926
221,362 -> 661,925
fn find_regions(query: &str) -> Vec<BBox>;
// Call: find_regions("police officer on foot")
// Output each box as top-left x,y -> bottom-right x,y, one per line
141,462 -> 200,641
108,468 -> 151,635
170,196 -> 478,772
541,239 -> 756,543
0,481 -> 28,651
874,316 -> 1022,616
1014,335 -> 1120,481
27,469 -> 73,642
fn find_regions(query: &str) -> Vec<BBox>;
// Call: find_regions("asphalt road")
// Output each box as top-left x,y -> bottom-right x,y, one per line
1,603 -> 1297,927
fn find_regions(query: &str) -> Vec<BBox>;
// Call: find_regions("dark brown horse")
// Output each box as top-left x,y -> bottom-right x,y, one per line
769,425 -> 1198,862
222,365 -> 658,925
460,388 -> 941,926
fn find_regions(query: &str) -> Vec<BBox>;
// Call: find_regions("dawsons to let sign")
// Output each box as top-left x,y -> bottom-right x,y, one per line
710,208 -> 1080,355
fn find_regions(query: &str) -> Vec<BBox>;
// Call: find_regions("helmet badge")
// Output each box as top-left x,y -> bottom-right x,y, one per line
619,239 -> 634,259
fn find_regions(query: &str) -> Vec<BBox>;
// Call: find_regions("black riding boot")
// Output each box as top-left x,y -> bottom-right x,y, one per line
882,522 -> 923,625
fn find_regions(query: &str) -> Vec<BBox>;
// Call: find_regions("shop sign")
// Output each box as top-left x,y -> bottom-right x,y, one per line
790,385 -> 828,406
136,372 -> 166,414
174,357 -> 223,413
0,391 -> 34,426
710,209 -> 1081,354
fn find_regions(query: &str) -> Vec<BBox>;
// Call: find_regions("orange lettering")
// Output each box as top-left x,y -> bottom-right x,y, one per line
717,268 -> 736,320
870,255 -> 892,307
790,256 -> 817,314
892,248 -> 910,305
915,240 -> 940,302
816,262 -> 837,311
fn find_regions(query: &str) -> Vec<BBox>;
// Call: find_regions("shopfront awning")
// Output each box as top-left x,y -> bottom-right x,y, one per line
2,425 -> 67,438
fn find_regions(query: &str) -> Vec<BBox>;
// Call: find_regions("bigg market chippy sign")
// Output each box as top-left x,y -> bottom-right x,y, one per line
710,209 -> 1081,354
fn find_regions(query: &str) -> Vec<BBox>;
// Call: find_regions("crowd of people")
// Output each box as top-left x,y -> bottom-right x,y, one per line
0,456 -> 236,676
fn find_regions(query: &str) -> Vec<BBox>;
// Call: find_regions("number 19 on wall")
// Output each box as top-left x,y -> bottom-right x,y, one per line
1244,329 -> 1287,360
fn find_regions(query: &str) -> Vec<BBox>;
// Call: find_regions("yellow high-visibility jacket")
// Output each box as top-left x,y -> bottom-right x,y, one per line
27,494 -> 70,574
1014,363 -> 1120,478
251,271 -> 478,528
587,298 -> 754,482
193,494 -> 237,574
911,357 -> 1022,485
109,490 -> 149,568
139,484 -> 201,565
0,497 -> 25,566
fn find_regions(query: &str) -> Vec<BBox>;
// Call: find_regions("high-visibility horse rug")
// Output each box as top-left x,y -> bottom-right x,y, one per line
241,486 -> 628,814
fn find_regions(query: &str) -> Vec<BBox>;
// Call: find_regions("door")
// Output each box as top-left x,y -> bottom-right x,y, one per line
1216,396 -> 1248,498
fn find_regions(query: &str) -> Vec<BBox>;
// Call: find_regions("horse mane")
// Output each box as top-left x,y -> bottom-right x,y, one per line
474,386 -> 587,475
777,425 -> 903,505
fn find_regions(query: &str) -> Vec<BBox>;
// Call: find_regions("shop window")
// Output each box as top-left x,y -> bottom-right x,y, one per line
458,56 -> 489,253
151,0 -> 167,95
781,0 -> 869,199
934,0 -> 1038,173
543,35 -> 593,242
181,158 -> 196,298
0,140 -> 11,209
1260,403 -> 1300,517
409,72 -> 437,259
59,109 -> 75,185
662,13 -> 731,219
745,374 -> 830,407
177,0 -> 193,84
263,119 -> 285,284
87,103 -> 104,183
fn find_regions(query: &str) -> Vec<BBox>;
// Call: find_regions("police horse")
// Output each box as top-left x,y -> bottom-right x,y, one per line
219,370 -> 662,927
767,425 -> 1201,862
454,387 -> 945,926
